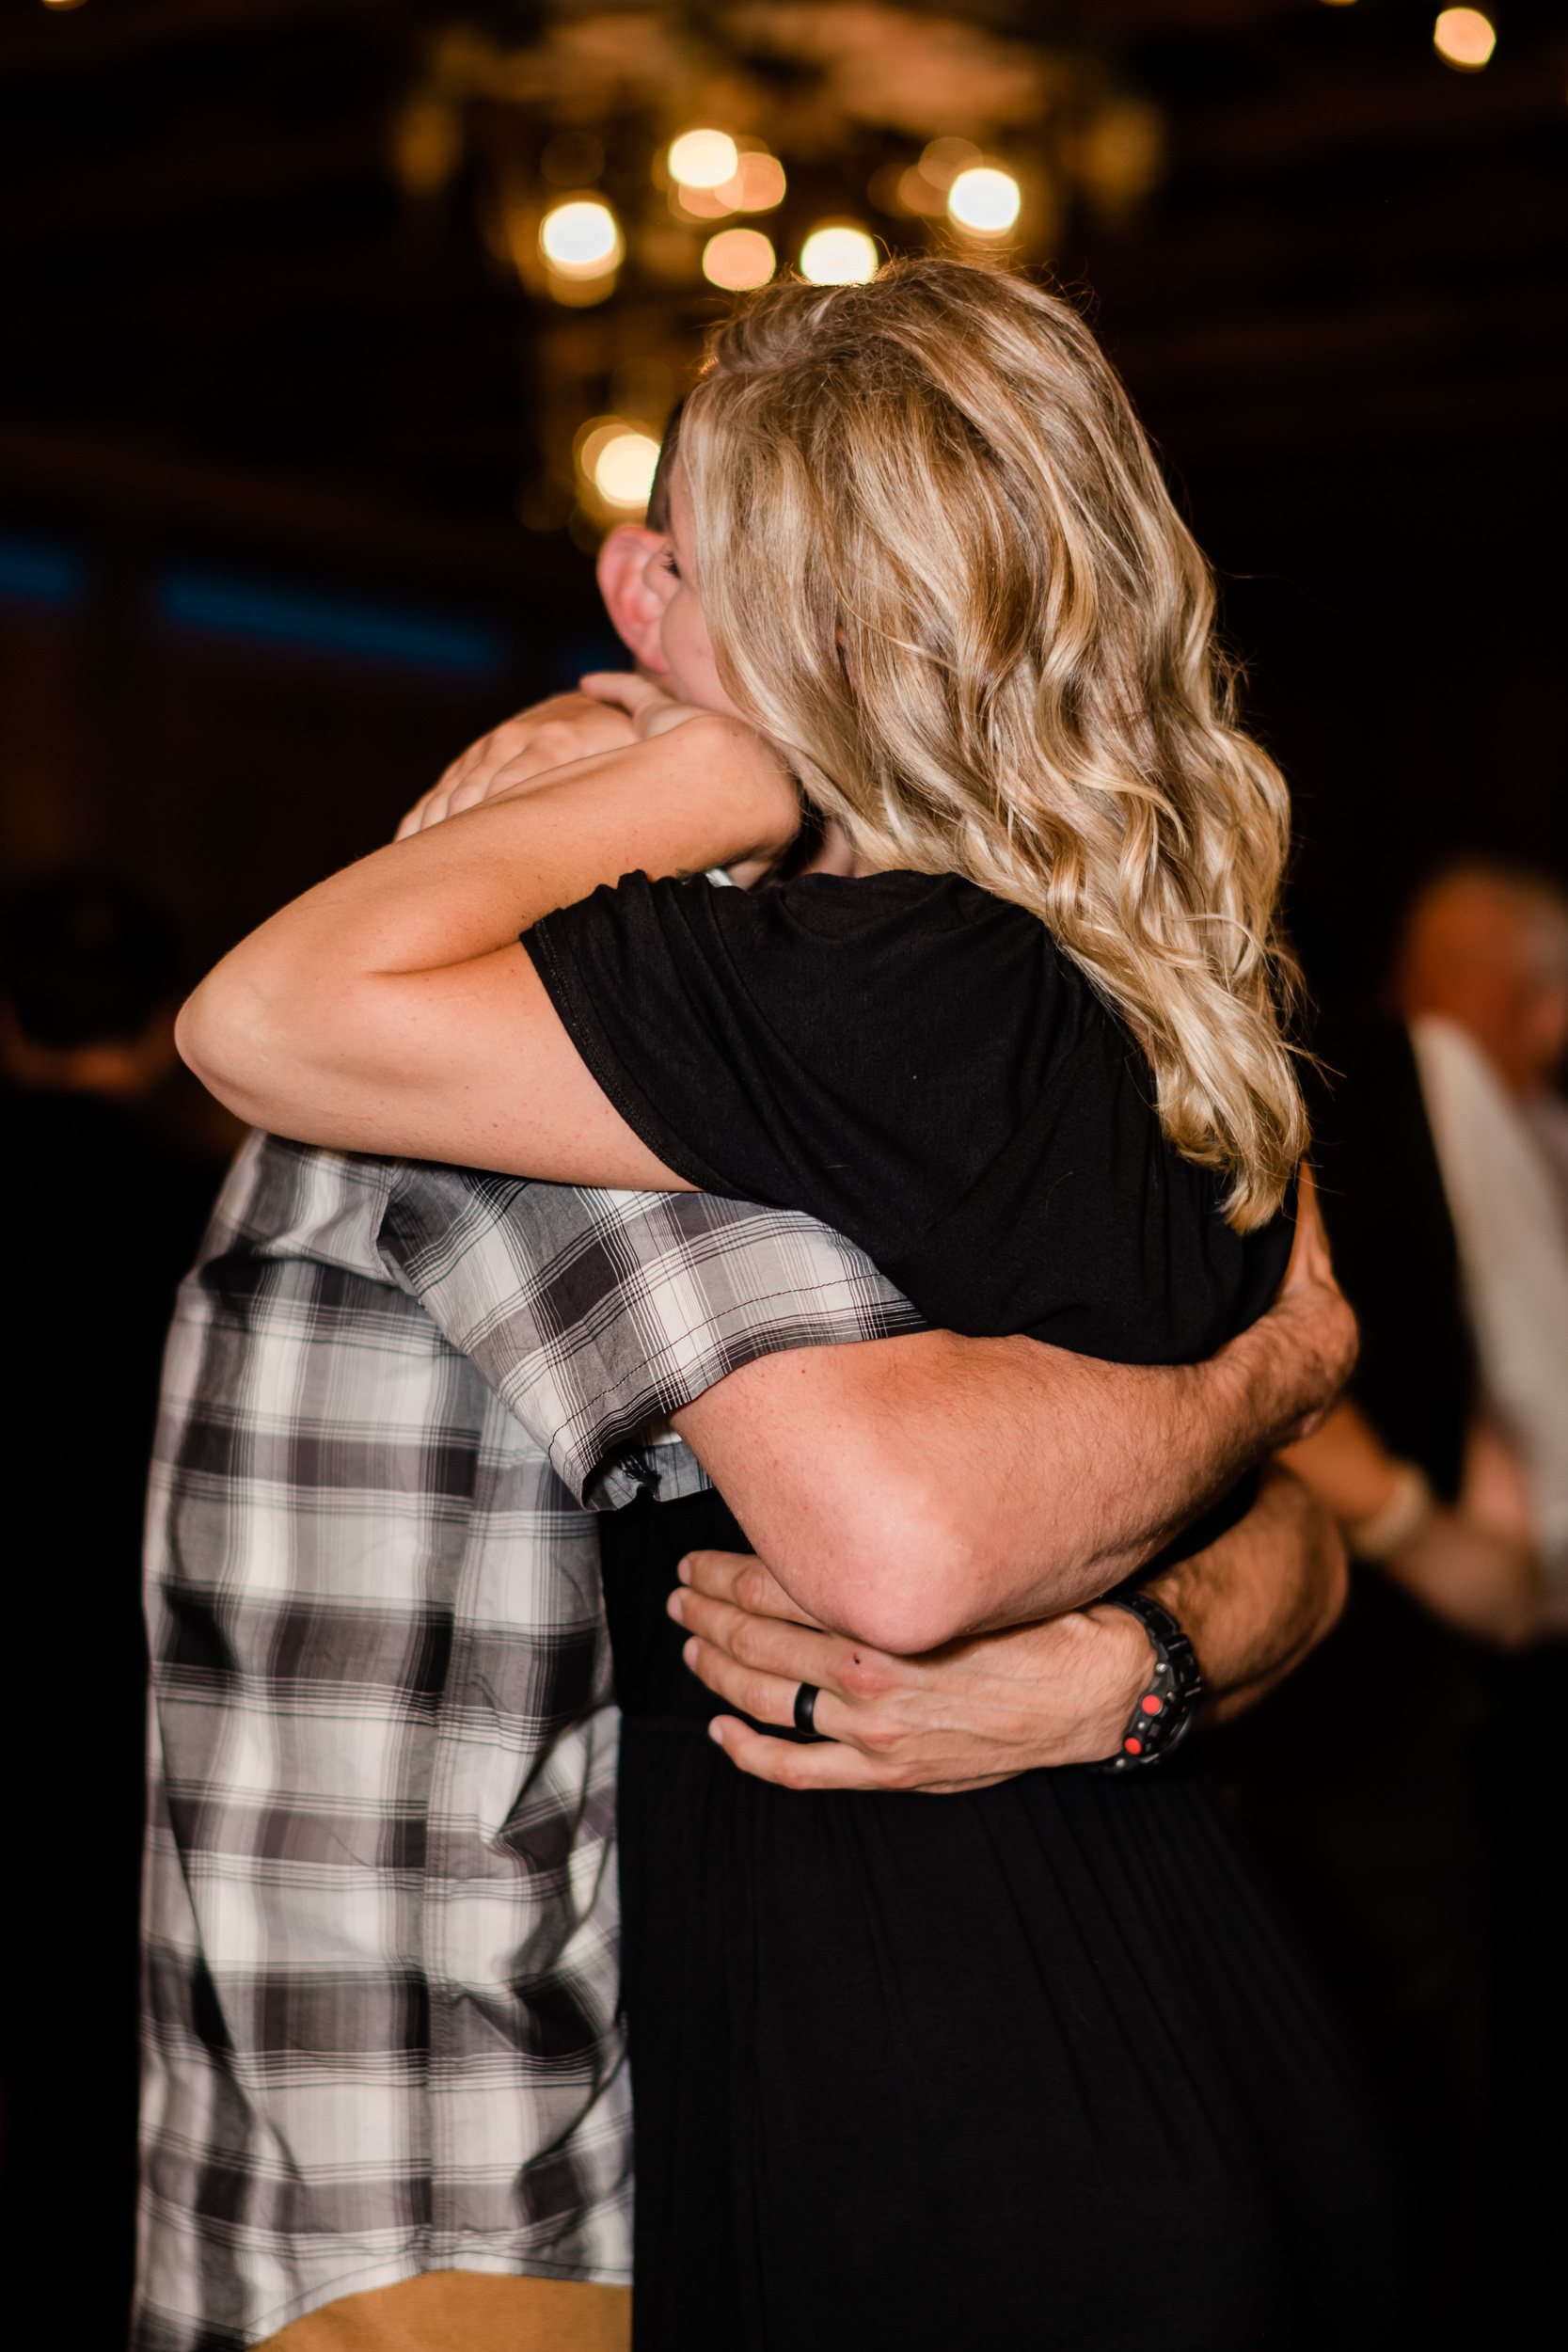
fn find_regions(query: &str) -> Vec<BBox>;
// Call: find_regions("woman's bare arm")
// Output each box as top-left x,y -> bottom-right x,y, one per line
176,719 -> 797,1175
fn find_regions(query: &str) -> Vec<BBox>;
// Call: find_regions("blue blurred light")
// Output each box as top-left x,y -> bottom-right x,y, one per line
550,630 -> 626,691
0,535 -> 87,609
156,570 -> 507,675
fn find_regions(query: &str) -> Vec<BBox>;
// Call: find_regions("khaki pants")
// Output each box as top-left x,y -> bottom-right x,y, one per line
259,2272 -> 632,2351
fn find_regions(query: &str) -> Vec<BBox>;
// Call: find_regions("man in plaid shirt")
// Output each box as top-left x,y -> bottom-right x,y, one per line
139,507 -> 1353,2351
136,1136 -> 931,2351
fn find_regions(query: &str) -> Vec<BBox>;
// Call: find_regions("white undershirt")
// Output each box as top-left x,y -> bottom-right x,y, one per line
1411,1013 -> 1568,1581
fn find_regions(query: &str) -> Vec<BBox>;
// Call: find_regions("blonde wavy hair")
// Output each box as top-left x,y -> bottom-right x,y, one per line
678,257 -> 1307,1231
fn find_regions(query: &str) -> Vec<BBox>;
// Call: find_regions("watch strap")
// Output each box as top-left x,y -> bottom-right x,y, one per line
1090,1589 -> 1203,1773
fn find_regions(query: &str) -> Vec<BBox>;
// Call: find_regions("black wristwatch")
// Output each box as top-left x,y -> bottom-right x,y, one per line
1090,1589 -> 1203,1773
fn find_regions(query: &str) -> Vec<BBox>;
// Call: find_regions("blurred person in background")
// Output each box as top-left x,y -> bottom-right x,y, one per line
0,875 -> 220,2344
1397,863 -> 1568,2322
1397,865 -> 1568,1602
1208,862 -> 1568,2344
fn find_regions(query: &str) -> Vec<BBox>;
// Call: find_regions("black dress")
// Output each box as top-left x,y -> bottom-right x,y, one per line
528,871 -> 1405,2350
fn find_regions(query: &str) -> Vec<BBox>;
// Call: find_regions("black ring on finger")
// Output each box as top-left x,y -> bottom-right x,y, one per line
793,1682 -> 820,1736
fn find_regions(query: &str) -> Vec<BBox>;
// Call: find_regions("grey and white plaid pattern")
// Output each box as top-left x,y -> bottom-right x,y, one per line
136,1133 -> 917,2351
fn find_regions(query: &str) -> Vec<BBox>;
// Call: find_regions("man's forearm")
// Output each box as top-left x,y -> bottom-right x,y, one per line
675,1290 -> 1352,1654
1134,1461 -> 1347,1724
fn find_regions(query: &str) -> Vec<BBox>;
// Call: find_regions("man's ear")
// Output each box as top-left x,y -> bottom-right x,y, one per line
596,525 -> 672,673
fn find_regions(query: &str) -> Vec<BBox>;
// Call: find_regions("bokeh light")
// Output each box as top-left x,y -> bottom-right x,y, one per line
947,166 -> 1022,235
895,166 -> 947,217
703,229 -> 776,291
800,224 -> 879,285
576,420 -> 657,515
1433,8 -> 1495,69
918,137 -> 980,192
539,198 -> 623,277
391,97 -> 463,198
726,152 -> 786,212
593,431 -> 662,511
668,130 -> 739,190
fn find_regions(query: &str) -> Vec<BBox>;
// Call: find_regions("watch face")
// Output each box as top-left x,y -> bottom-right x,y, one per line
1095,1595 -> 1202,1772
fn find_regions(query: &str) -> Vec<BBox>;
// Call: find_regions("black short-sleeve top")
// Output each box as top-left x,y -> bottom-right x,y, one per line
525,869 -> 1292,1364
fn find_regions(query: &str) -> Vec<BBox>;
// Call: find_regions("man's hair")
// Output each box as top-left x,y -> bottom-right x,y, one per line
0,871 -> 180,1049
680,258 -> 1304,1229
645,400 -> 683,535
1405,862 -> 1568,988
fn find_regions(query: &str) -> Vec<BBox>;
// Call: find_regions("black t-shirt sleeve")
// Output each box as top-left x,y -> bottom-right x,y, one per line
526,866 -> 1291,1363
525,867 -> 1046,1264
526,874 -> 746,1198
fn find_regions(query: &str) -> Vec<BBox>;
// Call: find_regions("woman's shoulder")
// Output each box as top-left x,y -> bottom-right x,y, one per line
715,867 -> 1084,991
750,867 -> 1052,938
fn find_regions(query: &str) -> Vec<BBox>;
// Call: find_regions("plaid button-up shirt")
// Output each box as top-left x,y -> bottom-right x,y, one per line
136,1133 -> 916,2352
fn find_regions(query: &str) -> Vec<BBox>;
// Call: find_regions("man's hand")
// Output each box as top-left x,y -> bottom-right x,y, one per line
670,1464 -> 1345,1792
667,1549 -> 1152,1792
1262,1165 -> 1359,1443
395,689 -> 639,836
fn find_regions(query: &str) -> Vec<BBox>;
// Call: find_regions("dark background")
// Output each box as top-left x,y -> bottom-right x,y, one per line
1,5 -> 1564,2338
1,0 -> 1563,1003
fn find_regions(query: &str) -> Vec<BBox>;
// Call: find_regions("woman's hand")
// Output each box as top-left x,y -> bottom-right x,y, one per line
396,690 -> 640,837
667,1549 -> 1151,1792
580,670 -> 716,741
177,710 -> 800,1177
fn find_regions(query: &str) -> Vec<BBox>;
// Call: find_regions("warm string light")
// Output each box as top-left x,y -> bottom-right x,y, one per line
667,130 -> 739,191
703,229 -> 776,291
537,196 -> 623,306
664,134 -> 786,226
897,137 -> 978,216
594,431 -> 661,511
1433,8 -> 1496,70
454,7 -> 1520,539
576,421 -> 662,516
725,154 -> 786,213
539,198 -> 622,276
888,140 -> 1020,238
947,166 -> 1021,236
800,224 -> 879,285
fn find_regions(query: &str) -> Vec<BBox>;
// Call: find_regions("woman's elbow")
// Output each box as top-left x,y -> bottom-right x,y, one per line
176,965 -> 310,1130
176,974 -> 258,1109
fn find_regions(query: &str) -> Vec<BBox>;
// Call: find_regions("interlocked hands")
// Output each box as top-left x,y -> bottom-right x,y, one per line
395,675 -> 708,838
667,1548 -> 1153,1794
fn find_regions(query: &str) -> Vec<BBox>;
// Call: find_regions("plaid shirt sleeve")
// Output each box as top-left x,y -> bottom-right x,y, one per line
377,1170 -> 925,1506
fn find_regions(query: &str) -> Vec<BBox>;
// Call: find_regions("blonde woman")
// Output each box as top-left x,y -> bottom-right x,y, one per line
182,263 -> 1401,2346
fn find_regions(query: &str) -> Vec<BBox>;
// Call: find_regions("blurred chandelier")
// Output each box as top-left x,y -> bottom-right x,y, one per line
389,5 -> 1164,537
